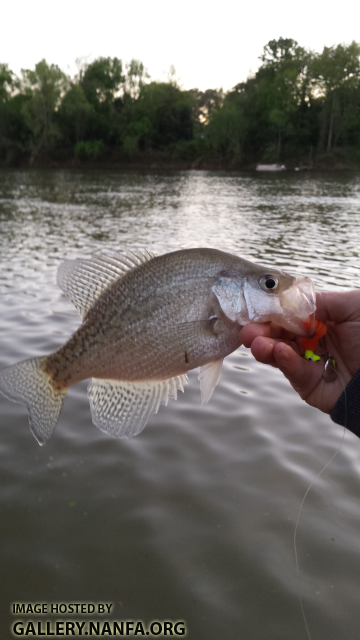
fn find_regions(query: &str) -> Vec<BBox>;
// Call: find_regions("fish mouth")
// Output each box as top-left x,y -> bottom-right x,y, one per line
278,276 -> 316,336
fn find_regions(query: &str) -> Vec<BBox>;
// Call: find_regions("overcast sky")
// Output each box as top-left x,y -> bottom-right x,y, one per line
2,0 -> 360,91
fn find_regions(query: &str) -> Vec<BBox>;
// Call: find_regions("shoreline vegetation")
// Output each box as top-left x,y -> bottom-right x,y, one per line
3,157 -> 359,173
1,38 -> 360,171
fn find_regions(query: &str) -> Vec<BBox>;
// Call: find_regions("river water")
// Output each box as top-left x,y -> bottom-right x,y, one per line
0,169 -> 360,640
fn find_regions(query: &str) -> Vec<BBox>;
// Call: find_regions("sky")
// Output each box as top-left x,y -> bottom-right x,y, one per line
2,0 -> 360,92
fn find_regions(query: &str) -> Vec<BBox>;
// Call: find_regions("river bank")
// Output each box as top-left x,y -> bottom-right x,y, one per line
1,155 -> 360,173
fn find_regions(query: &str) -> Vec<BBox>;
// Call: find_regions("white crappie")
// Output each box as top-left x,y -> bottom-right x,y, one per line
0,248 -> 316,445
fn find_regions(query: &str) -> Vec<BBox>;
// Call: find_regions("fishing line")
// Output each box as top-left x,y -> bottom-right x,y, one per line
293,366 -> 347,640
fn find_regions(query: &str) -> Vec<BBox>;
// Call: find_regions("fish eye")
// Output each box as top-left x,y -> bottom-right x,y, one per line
260,274 -> 279,292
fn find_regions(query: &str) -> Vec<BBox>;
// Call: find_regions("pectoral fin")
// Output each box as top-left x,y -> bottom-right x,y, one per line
198,358 -> 223,405
175,317 -> 218,344
87,374 -> 187,438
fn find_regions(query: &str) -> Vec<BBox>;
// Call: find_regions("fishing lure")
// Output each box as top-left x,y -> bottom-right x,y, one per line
301,317 -> 336,381
301,318 -> 327,361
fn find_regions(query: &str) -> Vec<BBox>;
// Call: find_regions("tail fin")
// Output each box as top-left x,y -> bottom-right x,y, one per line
0,357 -> 66,445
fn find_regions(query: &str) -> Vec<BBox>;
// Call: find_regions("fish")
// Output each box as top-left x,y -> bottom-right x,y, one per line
0,248 -> 316,445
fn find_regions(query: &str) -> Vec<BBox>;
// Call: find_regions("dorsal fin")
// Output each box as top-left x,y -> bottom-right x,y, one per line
57,249 -> 155,320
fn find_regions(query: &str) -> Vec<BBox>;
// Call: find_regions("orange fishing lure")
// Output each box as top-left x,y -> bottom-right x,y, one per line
301,317 -> 327,352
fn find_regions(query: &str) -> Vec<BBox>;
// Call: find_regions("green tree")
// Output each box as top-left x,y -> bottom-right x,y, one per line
58,84 -> 92,144
224,38 -> 315,163
124,59 -> 149,100
21,59 -> 67,159
207,101 -> 247,161
82,57 -> 124,106
311,42 -> 360,151
2,39 -> 360,168
189,88 -> 224,132
79,57 -> 125,145
257,38 -> 312,158
0,64 -> 26,163
0,64 -> 15,103
260,37 -> 303,66
134,82 -> 194,148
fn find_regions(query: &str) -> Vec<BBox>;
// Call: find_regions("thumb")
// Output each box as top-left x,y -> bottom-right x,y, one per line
273,342 -> 323,401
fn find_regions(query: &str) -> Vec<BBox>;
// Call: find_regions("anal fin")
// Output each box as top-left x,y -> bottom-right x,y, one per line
87,374 -> 188,438
198,358 -> 223,405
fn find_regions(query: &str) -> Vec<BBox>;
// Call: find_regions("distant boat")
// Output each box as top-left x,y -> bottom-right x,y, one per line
256,164 -> 286,171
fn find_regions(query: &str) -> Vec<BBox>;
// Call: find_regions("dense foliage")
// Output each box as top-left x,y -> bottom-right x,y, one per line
1,38 -> 360,167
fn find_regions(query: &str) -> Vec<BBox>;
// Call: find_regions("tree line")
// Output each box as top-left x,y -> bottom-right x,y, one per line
1,38 -> 360,168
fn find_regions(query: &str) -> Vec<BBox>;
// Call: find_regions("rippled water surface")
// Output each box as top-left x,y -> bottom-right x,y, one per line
1,169 -> 360,639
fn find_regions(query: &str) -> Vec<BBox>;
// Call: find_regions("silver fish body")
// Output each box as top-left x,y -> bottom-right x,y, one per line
0,248 -> 316,445
48,248 -> 244,386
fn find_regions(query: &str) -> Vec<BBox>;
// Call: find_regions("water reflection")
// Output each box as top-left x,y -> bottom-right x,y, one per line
1,171 -> 359,292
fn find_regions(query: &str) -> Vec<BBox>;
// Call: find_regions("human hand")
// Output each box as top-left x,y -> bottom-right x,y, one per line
240,290 -> 360,414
